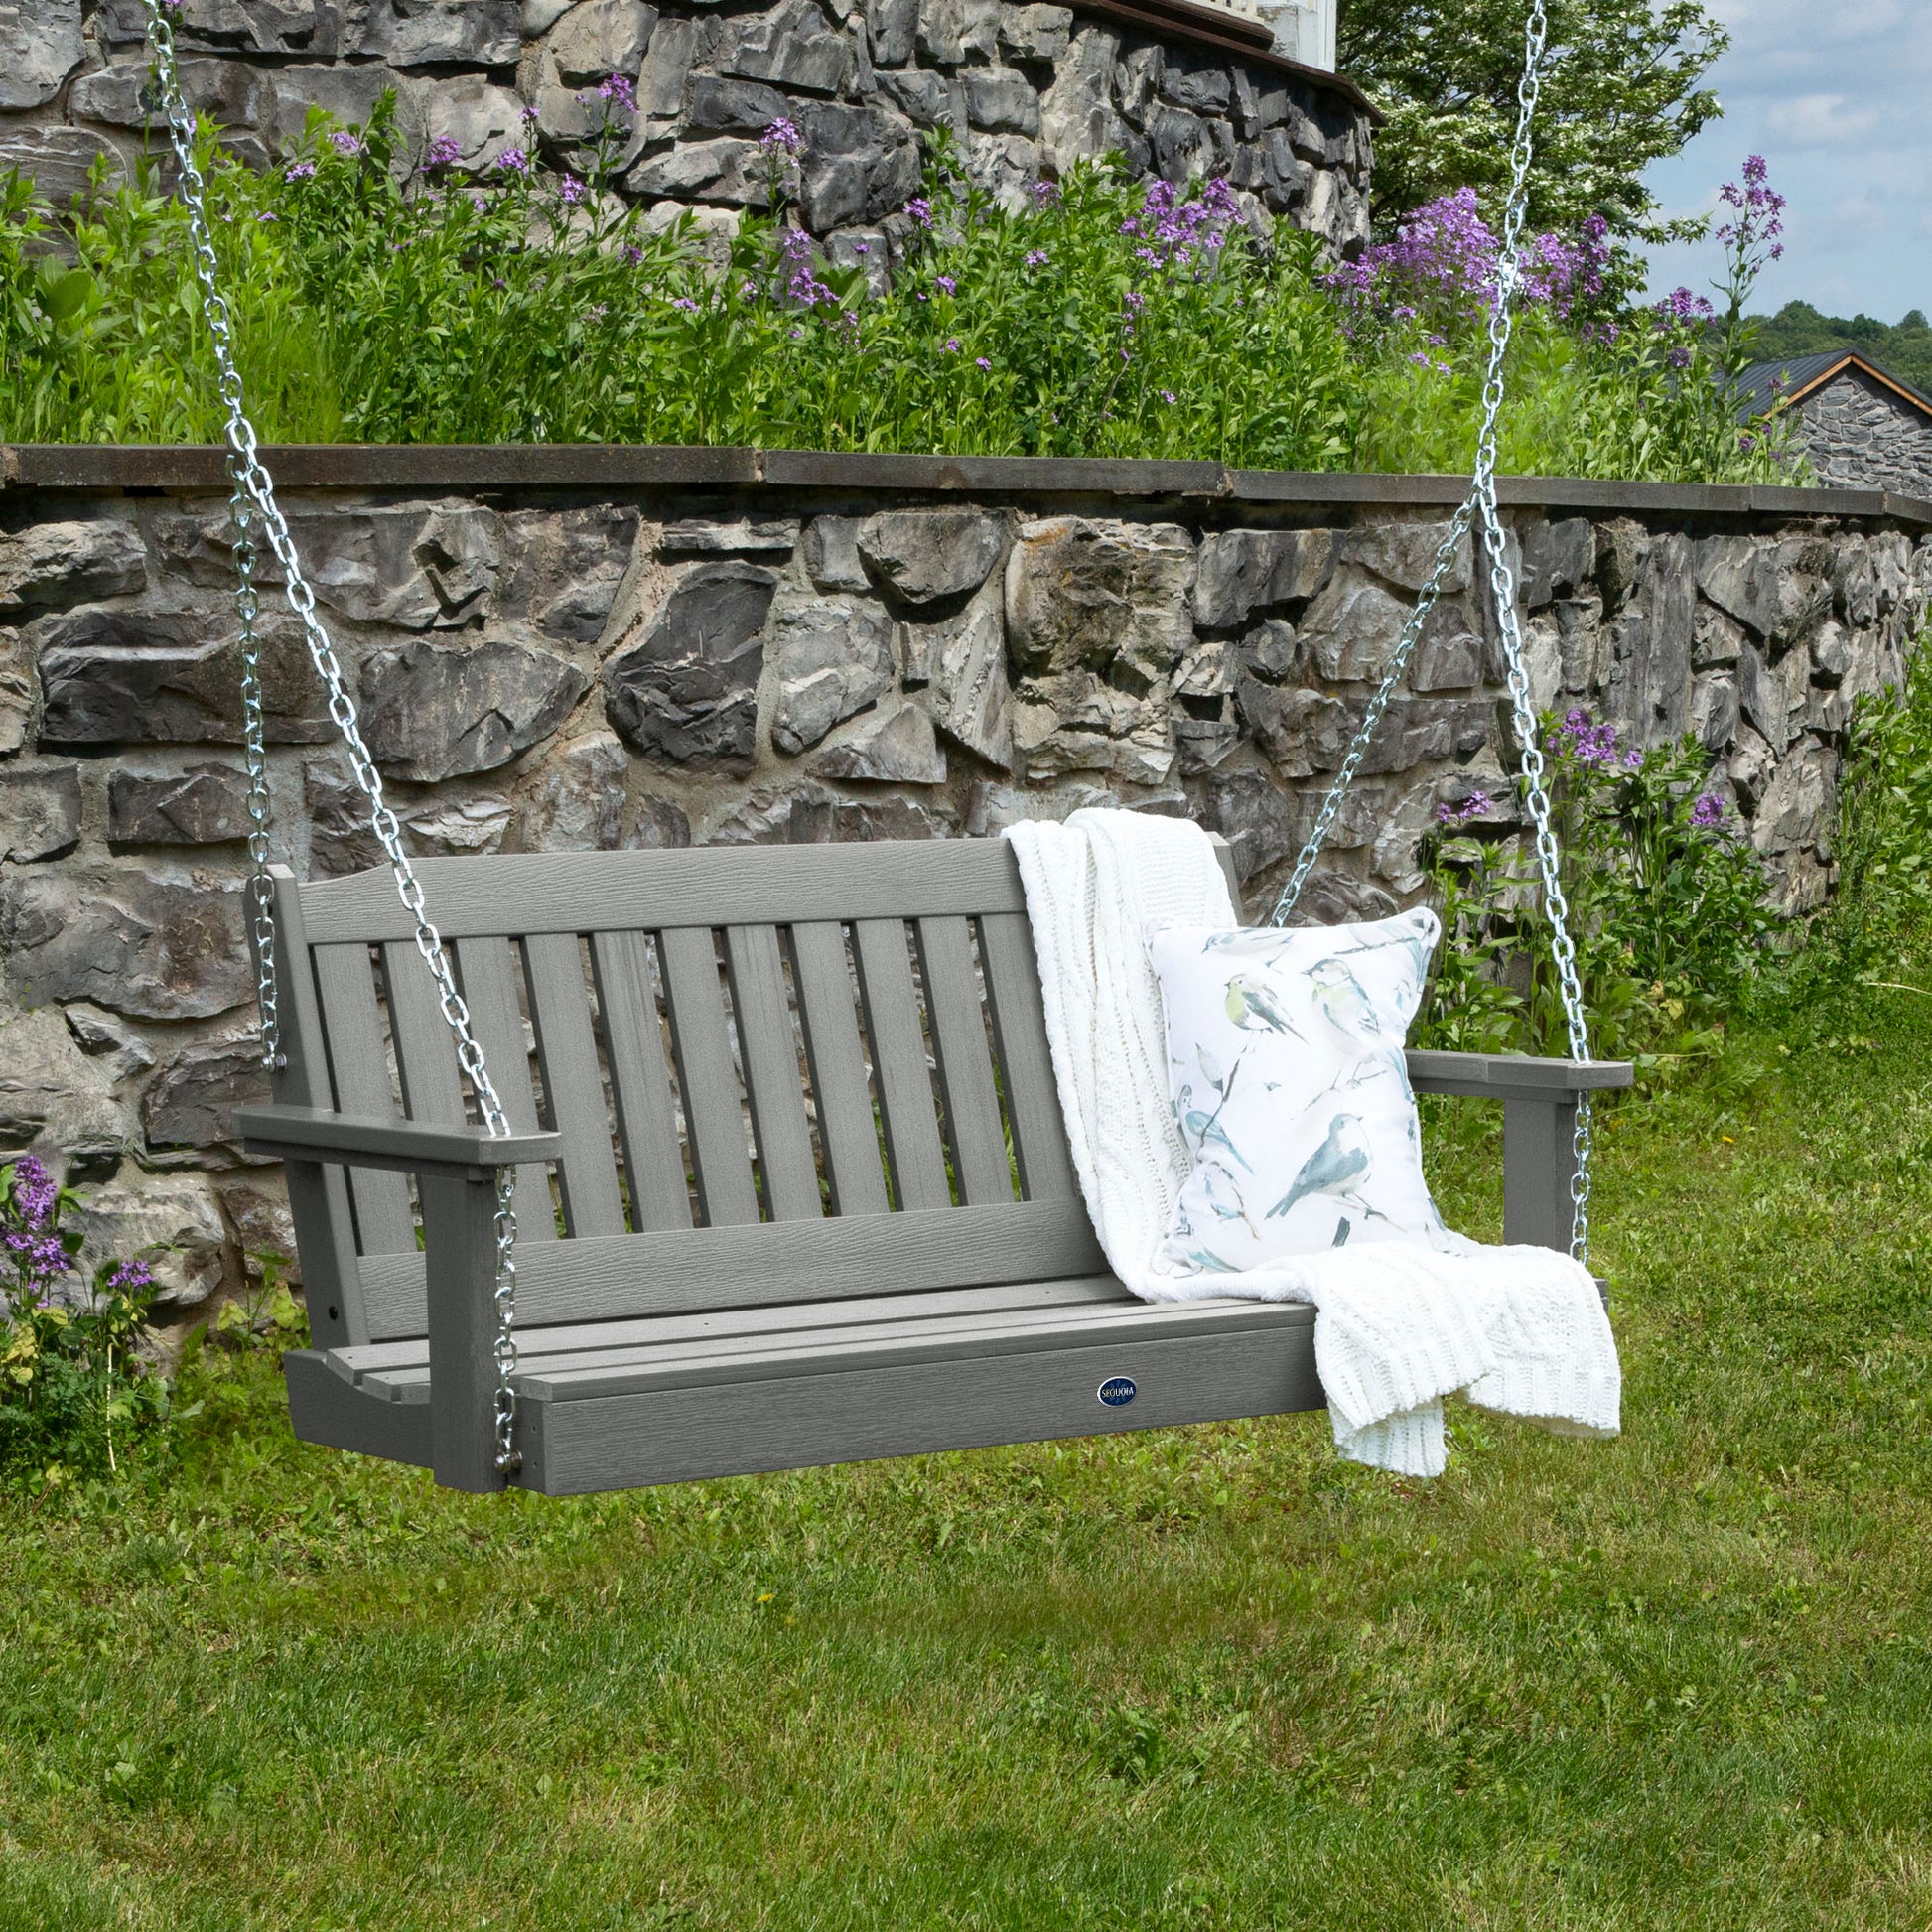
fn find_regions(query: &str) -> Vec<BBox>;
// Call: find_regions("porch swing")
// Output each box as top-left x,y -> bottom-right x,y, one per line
135,0 -> 1631,1494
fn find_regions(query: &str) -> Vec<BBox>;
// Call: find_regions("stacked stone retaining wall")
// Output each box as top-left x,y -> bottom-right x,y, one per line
1,0 -> 1374,269
2,447 -> 1928,1311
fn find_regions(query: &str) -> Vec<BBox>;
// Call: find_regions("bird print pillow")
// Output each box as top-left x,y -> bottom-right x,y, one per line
1146,908 -> 1456,1276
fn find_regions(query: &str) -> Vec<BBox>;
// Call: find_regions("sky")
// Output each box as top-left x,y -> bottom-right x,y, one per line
1639,0 -> 1932,323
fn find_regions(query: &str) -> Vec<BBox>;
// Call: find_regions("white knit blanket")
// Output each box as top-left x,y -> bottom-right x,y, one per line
1004,807 -> 1621,1476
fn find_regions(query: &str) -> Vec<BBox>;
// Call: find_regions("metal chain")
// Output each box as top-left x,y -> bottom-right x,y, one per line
229,481 -> 281,1072
144,0 -> 525,1472
1268,0 -> 1593,1263
1468,0 -> 1593,1263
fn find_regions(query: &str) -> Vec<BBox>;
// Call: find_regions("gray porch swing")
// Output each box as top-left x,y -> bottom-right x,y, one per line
139,0 -> 1631,1495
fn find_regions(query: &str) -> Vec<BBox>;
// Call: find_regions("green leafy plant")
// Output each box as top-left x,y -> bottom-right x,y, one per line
1418,709 -> 1782,1063
0,1156 -> 175,1486
1805,629 -> 1932,987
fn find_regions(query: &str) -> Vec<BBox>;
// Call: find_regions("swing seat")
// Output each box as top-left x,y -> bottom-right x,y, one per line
234,838 -> 1631,1494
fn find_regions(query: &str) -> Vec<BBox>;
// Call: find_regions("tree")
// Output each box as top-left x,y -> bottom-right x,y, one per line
1338,0 -> 1727,244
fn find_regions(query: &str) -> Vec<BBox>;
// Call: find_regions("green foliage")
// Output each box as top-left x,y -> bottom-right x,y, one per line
0,138 -> 339,445
1353,304 -> 1802,484
1747,300 -> 1932,397
0,110 -> 1777,488
1797,636 -> 1932,996
0,1157 -> 177,1487
1338,0 -> 1729,246
1418,710 -> 1782,1063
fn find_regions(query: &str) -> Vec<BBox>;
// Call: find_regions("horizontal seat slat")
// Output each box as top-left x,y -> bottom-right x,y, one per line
329,1275 -> 1139,1376
510,1297 -> 1305,1398
355,1197 -> 1109,1340
354,1295 -> 1312,1404
299,843 -> 1029,944
355,1286 -> 1239,1390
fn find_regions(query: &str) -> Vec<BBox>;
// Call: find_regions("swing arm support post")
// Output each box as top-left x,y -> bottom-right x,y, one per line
1502,1095 -> 1577,1252
422,1174 -> 514,1492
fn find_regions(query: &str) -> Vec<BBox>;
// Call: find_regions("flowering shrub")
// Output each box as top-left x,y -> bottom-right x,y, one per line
1,1156 -> 173,1484
1417,709 -> 1781,1061
1326,188 -> 1610,336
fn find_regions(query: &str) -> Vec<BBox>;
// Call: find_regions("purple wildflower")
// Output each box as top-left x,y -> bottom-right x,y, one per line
1024,248 -> 1048,268
1691,792 -> 1726,828
10,1157 -> 56,1231
944,338 -> 961,352
598,72 -> 638,113
1718,155 -> 1786,269
286,160 -> 317,181
255,210 -> 278,223
672,296 -> 700,313
1554,707 -> 1621,766
329,131 -> 362,158
904,197 -> 932,228
521,102 -> 540,125
108,1259 -> 153,1295
934,274 -> 956,296
1031,179 -> 1059,207
1434,788 -> 1492,828
1160,389 -> 1177,405
777,224 -> 836,309
760,117 -> 804,158
496,147 -> 530,175
424,134 -> 463,170
1323,188 -> 1607,332
560,173 -> 586,206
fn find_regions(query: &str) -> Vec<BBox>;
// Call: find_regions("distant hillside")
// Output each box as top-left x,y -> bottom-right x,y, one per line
1745,303 -> 1932,396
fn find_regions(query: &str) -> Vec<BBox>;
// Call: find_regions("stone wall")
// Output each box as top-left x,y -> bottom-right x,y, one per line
1792,368 -> 1932,501
0,0 -> 1374,263
3,447 -> 1929,1312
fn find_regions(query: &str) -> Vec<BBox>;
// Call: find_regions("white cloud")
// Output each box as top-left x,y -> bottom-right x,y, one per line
1767,93 -> 1879,145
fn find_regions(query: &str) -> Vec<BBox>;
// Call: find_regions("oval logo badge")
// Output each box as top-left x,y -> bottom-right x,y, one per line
1097,1376 -> 1137,1408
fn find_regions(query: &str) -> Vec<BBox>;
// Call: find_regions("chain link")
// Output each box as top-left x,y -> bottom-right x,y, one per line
144,0 -> 525,1472
1268,0 -> 1593,1264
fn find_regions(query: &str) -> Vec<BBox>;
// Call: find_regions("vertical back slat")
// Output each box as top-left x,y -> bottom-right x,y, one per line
977,911 -> 1079,1202
915,917 -> 1015,1206
522,932 -> 626,1237
311,942 -> 416,1255
789,922 -> 891,1218
589,931 -> 693,1233
724,925 -> 822,1222
852,918 -> 951,1213
384,940 -> 469,1126
657,926 -> 761,1226
274,872 -> 365,1349
449,936 -> 556,1244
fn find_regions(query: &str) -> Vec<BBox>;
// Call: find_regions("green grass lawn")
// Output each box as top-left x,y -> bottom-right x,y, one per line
4,989 -> 1931,1931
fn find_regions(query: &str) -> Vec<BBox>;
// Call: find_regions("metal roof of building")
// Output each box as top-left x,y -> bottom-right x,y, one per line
1735,348 -> 1932,422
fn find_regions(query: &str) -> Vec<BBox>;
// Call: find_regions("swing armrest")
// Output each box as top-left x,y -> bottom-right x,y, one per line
235,1105 -> 563,1181
1402,1053 -> 1630,1256
1404,1050 -> 1634,1100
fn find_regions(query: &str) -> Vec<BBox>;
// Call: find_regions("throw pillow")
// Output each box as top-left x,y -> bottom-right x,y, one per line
1147,908 -> 1452,1276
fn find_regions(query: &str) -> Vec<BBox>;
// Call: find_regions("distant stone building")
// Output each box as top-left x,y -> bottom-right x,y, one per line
1737,350 -> 1932,499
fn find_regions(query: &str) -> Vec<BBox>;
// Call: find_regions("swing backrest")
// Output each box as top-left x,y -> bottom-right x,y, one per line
273,840 -> 1111,1350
